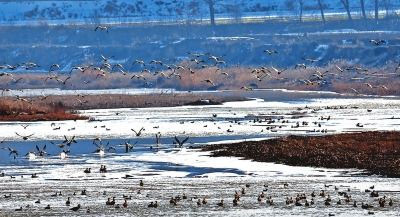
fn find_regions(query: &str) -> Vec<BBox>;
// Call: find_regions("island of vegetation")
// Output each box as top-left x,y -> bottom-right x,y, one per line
194,131 -> 400,177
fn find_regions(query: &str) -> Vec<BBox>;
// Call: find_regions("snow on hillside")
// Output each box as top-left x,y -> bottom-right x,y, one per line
0,0 -> 399,26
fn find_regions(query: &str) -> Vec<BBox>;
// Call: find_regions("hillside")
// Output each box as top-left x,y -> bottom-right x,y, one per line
0,0 -> 399,26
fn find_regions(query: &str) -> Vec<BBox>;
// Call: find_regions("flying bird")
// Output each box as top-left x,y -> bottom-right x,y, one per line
174,136 -> 189,148
38,92 -> 51,101
132,60 -> 146,66
51,141 -> 65,148
302,58 -> 323,62
263,49 -> 278,55
36,145 -> 49,156
271,66 -> 288,75
240,86 -> 253,91
201,79 -> 215,86
335,66 -> 344,73
125,140 -> 138,153
350,88 -> 360,95
63,135 -> 77,146
57,77 -> 71,84
95,25 -> 108,33
369,39 -> 386,45
49,63 -> 60,71
295,63 -> 307,69
131,127 -> 145,137
187,52 -> 208,57
15,132 -> 34,140
2,147 -> 18,156
100,54 -> 114,62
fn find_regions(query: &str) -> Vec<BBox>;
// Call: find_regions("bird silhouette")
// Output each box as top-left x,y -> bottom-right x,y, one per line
263,49 -> 278,54
174,136 -> 189,148
201,79 -> 215,86
63,135 -> 77,146
131,127 -> 145,136
15,132 -> 34,140
125,140 -> 138,153
302,57 -> 323,62
155,132 -> 162,148
95,25 -> 108,33
2,147 -> 18,156
70,204 -> 81,211
100,54 -> 114,62
369,39 -> 386,45
36,144 -> 50,156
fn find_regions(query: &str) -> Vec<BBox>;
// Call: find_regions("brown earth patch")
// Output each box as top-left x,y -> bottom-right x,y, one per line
194,131 -> 400,177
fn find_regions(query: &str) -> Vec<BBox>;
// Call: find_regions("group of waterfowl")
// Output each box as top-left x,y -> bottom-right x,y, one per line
3,122 -> 181,158
3,179 -> 396,215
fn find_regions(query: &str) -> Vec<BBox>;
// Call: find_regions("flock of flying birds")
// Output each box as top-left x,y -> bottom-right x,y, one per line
0,24 -> 397,103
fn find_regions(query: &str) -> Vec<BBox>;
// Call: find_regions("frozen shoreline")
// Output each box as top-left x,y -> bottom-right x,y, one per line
1,91 -> 400,215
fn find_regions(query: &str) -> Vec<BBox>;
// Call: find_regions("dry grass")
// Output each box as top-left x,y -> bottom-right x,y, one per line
0,92 -> 248,121
0,98 -> 87,121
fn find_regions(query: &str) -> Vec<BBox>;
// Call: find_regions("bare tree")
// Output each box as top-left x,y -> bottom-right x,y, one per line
383,0 -> 391,20
340,0 -> 352,21
317,0 -> 326,23
360,0 -> 367,20
203,0 -> 222,28
299,0 -> 304,22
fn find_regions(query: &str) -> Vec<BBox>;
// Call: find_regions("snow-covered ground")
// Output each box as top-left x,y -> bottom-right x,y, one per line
0,0 -> 399,26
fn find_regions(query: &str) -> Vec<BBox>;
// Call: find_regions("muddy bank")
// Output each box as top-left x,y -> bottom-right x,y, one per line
194,131 -> 400,177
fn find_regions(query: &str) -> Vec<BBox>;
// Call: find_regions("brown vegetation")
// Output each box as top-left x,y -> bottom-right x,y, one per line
0,98 -> 87,121
195,131 -> 400,177
0,92 -> 247,121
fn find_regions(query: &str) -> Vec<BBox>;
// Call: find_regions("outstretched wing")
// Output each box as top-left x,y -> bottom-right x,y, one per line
182,136 -> 190,144
93,141 -> 101,148
63,135 -> 68,143
174,136 -> 181,145
36,145 -> 40,152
